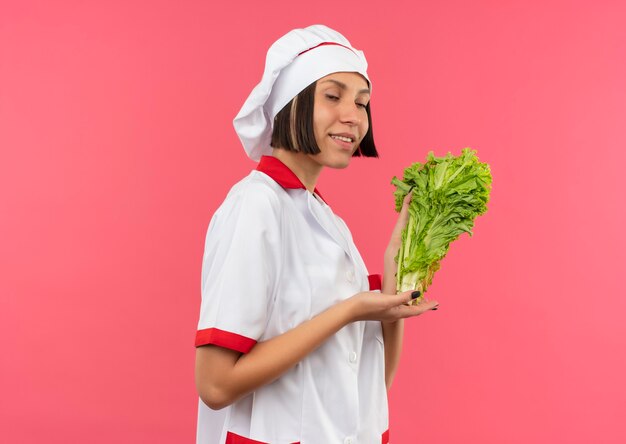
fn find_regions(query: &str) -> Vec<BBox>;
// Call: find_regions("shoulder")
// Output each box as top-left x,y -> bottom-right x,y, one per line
210,171 -> 286,231
225,171 -> 283,213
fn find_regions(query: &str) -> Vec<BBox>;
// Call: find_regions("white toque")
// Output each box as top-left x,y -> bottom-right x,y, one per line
233,24 -> 370,161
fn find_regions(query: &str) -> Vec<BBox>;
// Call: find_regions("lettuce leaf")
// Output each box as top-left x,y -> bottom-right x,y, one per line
392,148 -> 492,302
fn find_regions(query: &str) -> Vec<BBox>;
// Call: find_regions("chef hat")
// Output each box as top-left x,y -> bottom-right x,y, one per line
233,24 -> 370,161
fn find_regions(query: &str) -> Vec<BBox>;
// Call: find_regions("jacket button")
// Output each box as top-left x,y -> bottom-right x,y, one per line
346,270 -> 355,282
349,351 -> 357,363
344,438 -> 354,444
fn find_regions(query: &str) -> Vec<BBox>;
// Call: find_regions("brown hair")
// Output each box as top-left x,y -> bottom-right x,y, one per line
270,81 -> 378,157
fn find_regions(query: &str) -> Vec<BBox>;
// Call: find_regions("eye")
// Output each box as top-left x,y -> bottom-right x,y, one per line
356,102 -> 368,109
325,94 -> 340,101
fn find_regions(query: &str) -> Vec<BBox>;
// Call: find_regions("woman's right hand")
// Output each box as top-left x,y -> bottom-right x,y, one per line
346,290 -> 438,323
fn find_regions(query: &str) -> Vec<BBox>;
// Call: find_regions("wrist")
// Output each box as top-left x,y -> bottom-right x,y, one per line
339,295 -> 358,324
382,318 -> 401,326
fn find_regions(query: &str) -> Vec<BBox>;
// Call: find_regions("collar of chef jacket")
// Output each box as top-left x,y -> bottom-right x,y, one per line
256,155 -> 327,204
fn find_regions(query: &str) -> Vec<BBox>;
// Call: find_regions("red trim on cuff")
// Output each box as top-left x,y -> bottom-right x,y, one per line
226,432 -> 300,444
195,328 -> 256,354
382,429 -> 390,444
368,274 -> 382,291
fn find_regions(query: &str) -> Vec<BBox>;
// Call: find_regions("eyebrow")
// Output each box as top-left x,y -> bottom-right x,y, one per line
319,79 -> 370,95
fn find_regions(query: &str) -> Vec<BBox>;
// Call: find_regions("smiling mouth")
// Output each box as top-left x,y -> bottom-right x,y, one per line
330,135 -> 353,143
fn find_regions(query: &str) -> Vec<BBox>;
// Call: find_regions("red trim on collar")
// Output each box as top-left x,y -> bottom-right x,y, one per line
256,156 -> 326,203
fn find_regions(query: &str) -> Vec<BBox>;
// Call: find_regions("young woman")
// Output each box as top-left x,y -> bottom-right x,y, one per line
195,25 -> 438,444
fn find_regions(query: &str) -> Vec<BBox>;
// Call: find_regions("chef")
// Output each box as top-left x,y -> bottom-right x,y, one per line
194,24 -> 439,444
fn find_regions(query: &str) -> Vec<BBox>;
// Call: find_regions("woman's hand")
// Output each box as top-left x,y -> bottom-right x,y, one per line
346,290 -> 438,323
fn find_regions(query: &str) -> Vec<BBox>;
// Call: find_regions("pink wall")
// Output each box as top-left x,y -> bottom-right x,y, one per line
2,1 -> 625,442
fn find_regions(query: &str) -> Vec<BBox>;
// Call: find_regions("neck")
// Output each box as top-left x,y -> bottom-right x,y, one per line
271,148 -> 322,193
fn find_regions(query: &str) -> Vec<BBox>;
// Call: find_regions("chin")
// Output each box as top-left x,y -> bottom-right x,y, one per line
325,156 -> 353,169
313,145 -> 357,169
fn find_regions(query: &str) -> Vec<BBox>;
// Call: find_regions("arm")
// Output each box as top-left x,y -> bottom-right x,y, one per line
381,249 -> 405,390
196,289 -> 435,410
380,192 -> 438,390
196,296 -> 353,410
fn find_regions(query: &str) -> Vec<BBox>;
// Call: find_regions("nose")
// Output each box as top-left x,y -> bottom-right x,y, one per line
339,102 -> 362,126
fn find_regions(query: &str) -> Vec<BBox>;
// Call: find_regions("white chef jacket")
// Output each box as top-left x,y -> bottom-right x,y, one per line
196,156 -> 389,444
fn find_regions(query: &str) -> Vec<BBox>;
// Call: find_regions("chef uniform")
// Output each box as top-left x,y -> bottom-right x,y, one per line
196,25 -> 389,444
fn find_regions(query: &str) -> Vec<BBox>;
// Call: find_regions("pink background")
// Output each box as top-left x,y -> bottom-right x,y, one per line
1,1 -> 625,442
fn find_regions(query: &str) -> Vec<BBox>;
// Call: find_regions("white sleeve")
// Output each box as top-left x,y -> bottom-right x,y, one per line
195,182 -> 281,353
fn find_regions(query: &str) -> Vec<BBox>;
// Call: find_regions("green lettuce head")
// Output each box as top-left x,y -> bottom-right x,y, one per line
392,148 -> 492,302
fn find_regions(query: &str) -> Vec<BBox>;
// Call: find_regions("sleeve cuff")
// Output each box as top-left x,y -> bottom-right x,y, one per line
195,328 -> 257,353
368,274 -> 382,291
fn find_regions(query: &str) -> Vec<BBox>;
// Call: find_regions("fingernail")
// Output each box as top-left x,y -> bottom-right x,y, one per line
411,291 -> 421,299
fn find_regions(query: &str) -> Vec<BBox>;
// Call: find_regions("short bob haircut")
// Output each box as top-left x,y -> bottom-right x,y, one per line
270,80 -> 378,157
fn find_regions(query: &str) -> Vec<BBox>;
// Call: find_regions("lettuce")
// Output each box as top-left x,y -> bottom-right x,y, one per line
392,148 -> 492,302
